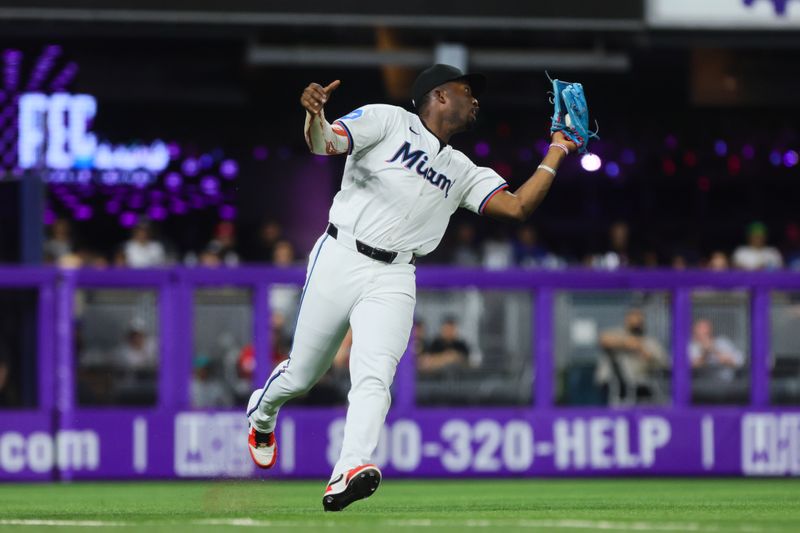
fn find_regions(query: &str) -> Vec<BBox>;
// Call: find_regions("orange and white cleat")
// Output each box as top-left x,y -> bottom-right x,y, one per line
247,425 -> 277,469
246,388 -> 277,469
322,464 -> 381,512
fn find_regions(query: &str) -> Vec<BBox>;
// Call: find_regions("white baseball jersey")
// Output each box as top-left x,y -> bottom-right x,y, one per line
331,104 -> 508,256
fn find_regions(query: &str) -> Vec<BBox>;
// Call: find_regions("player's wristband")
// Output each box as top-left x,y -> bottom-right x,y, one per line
549,143 -> 570,157
537,164 -> 556,176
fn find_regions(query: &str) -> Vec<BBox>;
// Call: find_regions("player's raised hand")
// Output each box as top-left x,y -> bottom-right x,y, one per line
301,80 -> 341,116
550,130 -> 578,154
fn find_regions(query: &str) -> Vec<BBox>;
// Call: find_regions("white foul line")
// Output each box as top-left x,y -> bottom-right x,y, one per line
384,519 -> 765,532
0,519 -> 129,527
0,518 -> 766,531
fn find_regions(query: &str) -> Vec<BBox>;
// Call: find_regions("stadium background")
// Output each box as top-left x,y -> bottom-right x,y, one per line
0,1 -> 799,530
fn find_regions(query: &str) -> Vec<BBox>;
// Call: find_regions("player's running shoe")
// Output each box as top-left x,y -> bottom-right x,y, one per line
322,464 -> 381,512
246,388 -> 277,469
247,426 -> 277,468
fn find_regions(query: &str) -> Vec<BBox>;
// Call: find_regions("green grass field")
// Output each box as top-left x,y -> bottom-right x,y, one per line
0,479 -> 798,532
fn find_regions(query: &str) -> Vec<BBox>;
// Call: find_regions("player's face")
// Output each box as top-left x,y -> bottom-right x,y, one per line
445,81 -> 479,131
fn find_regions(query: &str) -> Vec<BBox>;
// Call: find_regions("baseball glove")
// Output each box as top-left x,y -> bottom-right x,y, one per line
548,74 -> 599,154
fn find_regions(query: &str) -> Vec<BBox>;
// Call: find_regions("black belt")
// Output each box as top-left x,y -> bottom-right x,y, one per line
326,223 -> 414,264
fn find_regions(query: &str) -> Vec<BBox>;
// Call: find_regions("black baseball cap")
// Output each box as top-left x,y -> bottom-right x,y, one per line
411,64 -> 486,108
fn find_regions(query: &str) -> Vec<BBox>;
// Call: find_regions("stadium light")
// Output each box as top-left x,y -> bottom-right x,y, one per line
605,161 -> 620,178
581,153 -> 602,172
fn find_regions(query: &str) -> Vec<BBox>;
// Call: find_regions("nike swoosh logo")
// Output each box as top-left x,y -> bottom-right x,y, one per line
328,473 -> 344,486
409,127 -> 419,135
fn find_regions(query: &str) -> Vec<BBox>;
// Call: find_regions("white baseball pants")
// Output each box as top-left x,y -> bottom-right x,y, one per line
248,232 -> 416,477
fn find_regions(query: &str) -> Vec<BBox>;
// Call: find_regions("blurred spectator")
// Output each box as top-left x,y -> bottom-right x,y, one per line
418,316 -> 470,374
482,232 -> 514,270
58,252 -> 84,269
270,312 -> 292,364
733,222 -> 783,270
596,308 -> 668,404
44,218 -> 73,264
273,240 -> 295,266
222,329 -> 292,405
235,344 -> 256,392
412,319 -> 429,357
191,355 -> 233,408
217,332 -> 247,403
642,250 -> 660,269
707,250 -> 730,271
115,318 -> 157,371
513,225 -> 564,269
123,222 -> 167,268
671,254 -> 688,270
58,248 -> 110,270
592,221 -> 630,269
198,250 -> 222,267
81,249 -> 110,269
251,220 -> 284,263
202,221 -> 240,267
109,317 -> 158,405
451,222 -> 481,266
689,318 -> 744,382
113,248 -> 126,267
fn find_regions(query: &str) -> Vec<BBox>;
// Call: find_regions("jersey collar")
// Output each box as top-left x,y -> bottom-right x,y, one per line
418,116 -> 447,153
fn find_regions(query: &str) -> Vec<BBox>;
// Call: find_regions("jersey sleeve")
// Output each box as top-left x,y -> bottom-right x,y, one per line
459,163 -> 509,215
333,104 -> 396,156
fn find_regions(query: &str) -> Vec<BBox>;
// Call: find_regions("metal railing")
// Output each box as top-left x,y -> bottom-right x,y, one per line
4,266 -> 799,413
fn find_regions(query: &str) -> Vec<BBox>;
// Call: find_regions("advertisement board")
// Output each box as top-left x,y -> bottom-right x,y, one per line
647,0 -> 800,29
3,409 -> 798,479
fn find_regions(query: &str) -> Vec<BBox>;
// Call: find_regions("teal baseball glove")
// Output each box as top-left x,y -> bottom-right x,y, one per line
548,74 -> 599,154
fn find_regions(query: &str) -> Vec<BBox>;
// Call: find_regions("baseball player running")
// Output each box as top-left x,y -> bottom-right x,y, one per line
247,64 -> 578,511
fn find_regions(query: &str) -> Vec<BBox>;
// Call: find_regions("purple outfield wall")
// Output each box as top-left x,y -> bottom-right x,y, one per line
0,267 -> 799,480
2,409 -> 799,479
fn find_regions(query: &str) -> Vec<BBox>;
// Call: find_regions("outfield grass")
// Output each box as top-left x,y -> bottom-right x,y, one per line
0,479 -> 798,532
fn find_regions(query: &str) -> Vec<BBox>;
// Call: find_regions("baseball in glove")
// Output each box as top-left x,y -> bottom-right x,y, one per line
547,73 -> 599,154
